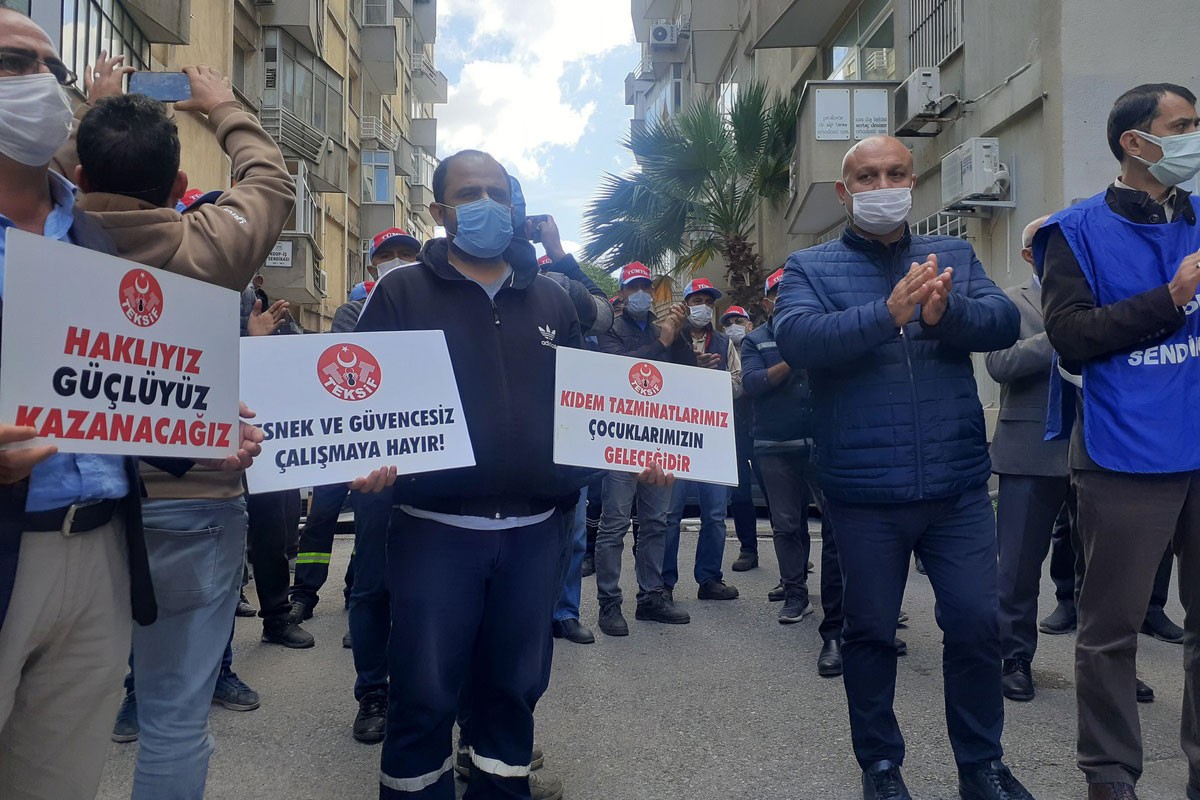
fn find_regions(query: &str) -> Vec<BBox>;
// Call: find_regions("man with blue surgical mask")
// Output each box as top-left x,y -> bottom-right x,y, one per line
1038,83 -> 1200,800
594,262 -> 697,636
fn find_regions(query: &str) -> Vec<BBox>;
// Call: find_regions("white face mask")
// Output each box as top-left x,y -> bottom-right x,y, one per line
725,324 -> 747,344
689,305 -> 713,328
0,74 -> 73,167
847,186 -> 913,235
1131,129 -> 1200,187
374,257 -> 417,278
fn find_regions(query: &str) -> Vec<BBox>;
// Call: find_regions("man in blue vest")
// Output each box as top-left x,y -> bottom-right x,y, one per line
1037,83 -> 1200,800
774,135 -> 1030,800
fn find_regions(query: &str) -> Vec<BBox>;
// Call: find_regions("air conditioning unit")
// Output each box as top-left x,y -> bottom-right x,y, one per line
894,67 -> 943,137
650,24 -> 679,47
316,268 -> 329,297
941,137 -> 1007,208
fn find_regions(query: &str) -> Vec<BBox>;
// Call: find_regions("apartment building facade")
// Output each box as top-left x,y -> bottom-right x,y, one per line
627,0 -> 1199,412
17,0 -> 445,332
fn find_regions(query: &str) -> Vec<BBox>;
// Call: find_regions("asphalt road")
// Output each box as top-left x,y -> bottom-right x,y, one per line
96,523 -> 1192,800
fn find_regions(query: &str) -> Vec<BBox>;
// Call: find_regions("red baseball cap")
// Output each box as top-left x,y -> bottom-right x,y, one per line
537,255 -> 553,267
684,277 -> 723,301
620,261 -> 652,286
175,188 -> 221,213
371,228 -> 422,258
765,268 -> 785,295
721,305 -> 749,323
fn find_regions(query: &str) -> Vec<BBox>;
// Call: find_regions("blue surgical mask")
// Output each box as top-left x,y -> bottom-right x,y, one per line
447,197 -> 513,259
625,290 -> 652,318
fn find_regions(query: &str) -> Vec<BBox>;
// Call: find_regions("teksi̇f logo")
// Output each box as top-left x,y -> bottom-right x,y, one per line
119,269 -> 164,328
628,362 -> 664,397
317,343 -> 382,401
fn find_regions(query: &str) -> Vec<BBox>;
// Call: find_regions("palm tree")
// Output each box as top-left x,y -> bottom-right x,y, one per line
583,81 -> 799,318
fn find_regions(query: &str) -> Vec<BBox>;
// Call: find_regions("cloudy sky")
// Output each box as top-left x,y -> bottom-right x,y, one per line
434,0 -> 639,257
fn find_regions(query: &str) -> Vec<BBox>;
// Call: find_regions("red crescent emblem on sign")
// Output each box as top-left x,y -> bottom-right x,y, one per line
118,269 -> 164,328
317,343 -> 382,401
628,362 -> 664,397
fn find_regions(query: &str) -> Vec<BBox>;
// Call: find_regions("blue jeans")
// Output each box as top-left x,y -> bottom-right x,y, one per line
664,480 -> 730,588
554,489 -> 588,622
825,487 -> 1003,769
130,498 -> 247,800
349,490 -> 392,700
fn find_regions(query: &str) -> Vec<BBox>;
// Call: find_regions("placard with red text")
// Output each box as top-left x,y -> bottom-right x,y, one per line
553,347 -> 737,486
0,230 -> 240,458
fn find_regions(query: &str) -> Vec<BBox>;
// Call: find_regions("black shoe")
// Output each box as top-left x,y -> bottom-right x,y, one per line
897,610 -> 909,628
580,554 -> 595,578
914,555 -> 926,575
236,592 -> 257,618
1001,659 -> 1034,702
958,760 -> 1034,799
262,617 -> 315,648
698,580 -> 739,600
112,692 -> 138,743
552,618 -> 596,644
635,591 -> 690,624
862,760 -> 911,800
598,603 -> 629,637
731,551 -> 758,571
894,637 -> 907,657
1039,600 -> 1077,635
768,582 -> 786,602
343,630 -> 352,648
1136,678 -> 1155,703
352,690 -> 387,744
1142,606 -> 1185,644
213,671 -> 261,711
1087,784 -> 1138,799
779,593 -> 814,624
663,586 -> 674,604
288,598 -> 313,624
818,639 -> 843,677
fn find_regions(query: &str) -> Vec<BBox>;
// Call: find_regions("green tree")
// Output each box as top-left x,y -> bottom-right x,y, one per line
583,81 -> 799,318
578,261 -> 619,298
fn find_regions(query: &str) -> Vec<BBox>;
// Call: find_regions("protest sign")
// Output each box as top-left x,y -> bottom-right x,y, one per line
240,331 -> 474,493
0,230 -> 240,458
553,348 -> 737,486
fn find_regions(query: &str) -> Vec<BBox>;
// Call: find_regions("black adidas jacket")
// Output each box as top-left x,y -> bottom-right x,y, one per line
356,237 -> 589,507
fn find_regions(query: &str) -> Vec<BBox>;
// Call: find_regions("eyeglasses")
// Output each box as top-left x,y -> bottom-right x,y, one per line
0,50 -> 77,86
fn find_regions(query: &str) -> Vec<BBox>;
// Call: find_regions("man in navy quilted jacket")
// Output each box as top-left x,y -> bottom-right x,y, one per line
774,136 -> 1029,800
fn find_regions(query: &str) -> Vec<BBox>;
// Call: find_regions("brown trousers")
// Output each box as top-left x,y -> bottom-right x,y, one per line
1074,469 -> 1200,787
0,520 -> 131,800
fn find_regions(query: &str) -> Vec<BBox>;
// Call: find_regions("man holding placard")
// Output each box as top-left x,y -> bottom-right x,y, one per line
355,149 -> 590,800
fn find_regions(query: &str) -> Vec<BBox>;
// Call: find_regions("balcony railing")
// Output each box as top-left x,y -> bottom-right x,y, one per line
360,116 -> 400,151
260,105 -> 329,164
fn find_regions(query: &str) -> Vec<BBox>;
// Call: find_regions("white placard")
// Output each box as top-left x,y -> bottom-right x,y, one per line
854,88 -> 890,139
815,87 -> 851,141
265,241 -> 292,268
0,230 -> 240,458
553,348 -> 737,486
240,331 -> 475,493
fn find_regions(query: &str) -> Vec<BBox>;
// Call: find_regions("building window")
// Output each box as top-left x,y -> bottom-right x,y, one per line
60,0 -> 150,86
1,1 -> 30,13
909,0 -> 963,68
362,150 -> 392,204
285,164 -> 319,236
911,210 -> 969,239
362,0 -> 391,26
264,28 -> 344,139
718,62 -> 738,118
827,0 -> 895,82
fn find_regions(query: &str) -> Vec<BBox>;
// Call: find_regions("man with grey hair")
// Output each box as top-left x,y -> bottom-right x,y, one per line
774,135 -> 1029,800
986,214 -> 1071,704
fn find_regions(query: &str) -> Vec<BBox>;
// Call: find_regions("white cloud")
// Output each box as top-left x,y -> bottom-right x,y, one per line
438,1 -> 634,180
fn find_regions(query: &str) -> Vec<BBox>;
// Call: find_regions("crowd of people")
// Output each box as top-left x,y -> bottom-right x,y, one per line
0,8 -> 1198,800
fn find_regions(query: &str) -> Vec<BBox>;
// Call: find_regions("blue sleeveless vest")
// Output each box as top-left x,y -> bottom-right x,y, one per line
1050,192 -> 1200,473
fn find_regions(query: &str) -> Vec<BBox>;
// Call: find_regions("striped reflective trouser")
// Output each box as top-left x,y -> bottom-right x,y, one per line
290,482 -> 351,608
378,510 -> 562,799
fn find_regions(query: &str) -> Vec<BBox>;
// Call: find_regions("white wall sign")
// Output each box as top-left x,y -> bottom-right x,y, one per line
240,331 -> 475,493
815,87 -> 851,141
854,88 -> 891,139
0,230 -> 240,458
553,348 -> 738,486
265,240 -> 292,268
